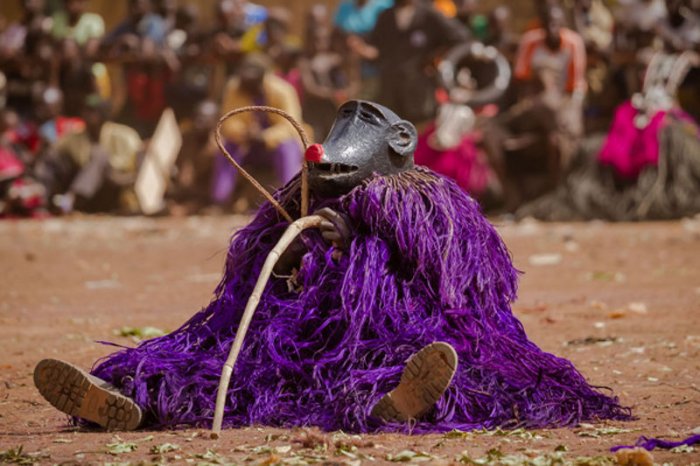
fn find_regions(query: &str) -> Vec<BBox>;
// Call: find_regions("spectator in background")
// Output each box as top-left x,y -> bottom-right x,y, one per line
349,0 -> 468,126
658,0 -> 700,121
615,0 -> 667,51
210,0 -> 249,65
103,0 -> 174,137
572,0 -> 613,53
236,0 -> 268,28
514,4 -> 587,163
170,99 -> 219,214
103,0 -> 168,49
58,38 -> 101,117
6,30 -> 55,119
524,0 -> 559,31
483,6 -> 518,62
433,0 -> 456,18
334,0 -> 394,36
206,0 -> 264,97
51,0 -> 105,58
211,0 -> 267,51
157,0 -> 179,35
35,86 -> 84,147
478,3 -> 587,210
453,0 -> 488,41
611,0 -> 668,99
333,0 -> 392,101
164,4 -> 215,120
214,53 -> 303,208
300,4 -> 360,140
572,0 -> 615,132
38,95 -> 142,214
657,0 -> 700,52
1,1 -> 54,117
0,0 -> 52,60
0,109 -> 31,167
165,3 -> 201,53
273,43 -> 303,101
241,7 -> 301,64
0,108 -> 46,218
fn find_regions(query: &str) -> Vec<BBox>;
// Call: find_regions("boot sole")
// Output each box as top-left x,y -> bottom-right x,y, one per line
371,342 -> 458,422
34,359 -> 142,431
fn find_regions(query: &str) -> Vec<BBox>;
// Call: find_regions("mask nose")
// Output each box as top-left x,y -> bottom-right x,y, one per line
304,143 -> 325,163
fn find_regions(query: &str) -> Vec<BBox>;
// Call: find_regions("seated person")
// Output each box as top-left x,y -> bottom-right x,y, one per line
513,4 -> 587,162
33,100 -> 628,433
35,86 -> 85,147
212,53 -> 303,208
0,108 -> 46,217
493,4 -> 586,208
169,100 -> 219,214
37,95 -> 142,214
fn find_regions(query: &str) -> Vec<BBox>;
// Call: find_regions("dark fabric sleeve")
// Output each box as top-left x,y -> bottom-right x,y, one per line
366,9 -> 391,48
429,8 -> 470,48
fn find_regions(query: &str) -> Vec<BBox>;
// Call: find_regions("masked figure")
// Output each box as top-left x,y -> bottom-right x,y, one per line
34,100 -> 629,432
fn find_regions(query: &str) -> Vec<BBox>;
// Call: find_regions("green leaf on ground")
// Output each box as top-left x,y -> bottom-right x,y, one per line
444,429 -> 471,439
457,449 -> 616,466
0,446 -> 36,465
576,425 -> 637,438
150,443 -> 180,454
387,450 -> 434,462
116,326 -> 166,341
194,448 -> 228,465
106,440 -> 138,455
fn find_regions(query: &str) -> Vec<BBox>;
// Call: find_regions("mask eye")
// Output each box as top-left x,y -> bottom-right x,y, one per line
341,106 -> 354,117
359,110 -> 378,124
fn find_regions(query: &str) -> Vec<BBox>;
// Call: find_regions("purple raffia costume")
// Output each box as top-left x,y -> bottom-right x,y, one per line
91,102 -> 629,433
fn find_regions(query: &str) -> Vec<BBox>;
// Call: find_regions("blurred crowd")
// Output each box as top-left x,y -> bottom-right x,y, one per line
0,0 -> 698,218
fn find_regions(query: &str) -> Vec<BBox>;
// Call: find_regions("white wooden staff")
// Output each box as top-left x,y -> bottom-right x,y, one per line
210,106 -> 317,438
210,214 -> 323,437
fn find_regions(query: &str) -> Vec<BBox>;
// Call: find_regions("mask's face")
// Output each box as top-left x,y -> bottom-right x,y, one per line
307,100 -> 417,198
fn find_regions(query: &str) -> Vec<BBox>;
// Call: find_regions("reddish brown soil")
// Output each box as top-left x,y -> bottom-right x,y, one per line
1,216 -> 699,465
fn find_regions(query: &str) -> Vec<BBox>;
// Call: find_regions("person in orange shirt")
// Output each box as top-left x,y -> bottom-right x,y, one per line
513,4 -> 587,168
480,4 -> 586,210
514,5 -> 587,104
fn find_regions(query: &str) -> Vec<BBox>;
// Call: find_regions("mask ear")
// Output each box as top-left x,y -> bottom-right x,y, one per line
388,120 -> 417,157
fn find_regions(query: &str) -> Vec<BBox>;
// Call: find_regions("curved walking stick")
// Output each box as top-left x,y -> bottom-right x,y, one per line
215,106 -> 312,222
211,214 -> 324,438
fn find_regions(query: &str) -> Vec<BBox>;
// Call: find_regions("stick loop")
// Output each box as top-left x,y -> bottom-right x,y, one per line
215,106 -> 312,222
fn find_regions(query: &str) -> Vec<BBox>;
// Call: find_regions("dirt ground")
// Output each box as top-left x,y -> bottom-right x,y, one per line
0,215 -> 699,465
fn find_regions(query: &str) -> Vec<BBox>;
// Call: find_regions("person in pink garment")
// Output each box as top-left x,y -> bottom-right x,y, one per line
597,101 -> 696,181
598,51 -> 699,181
